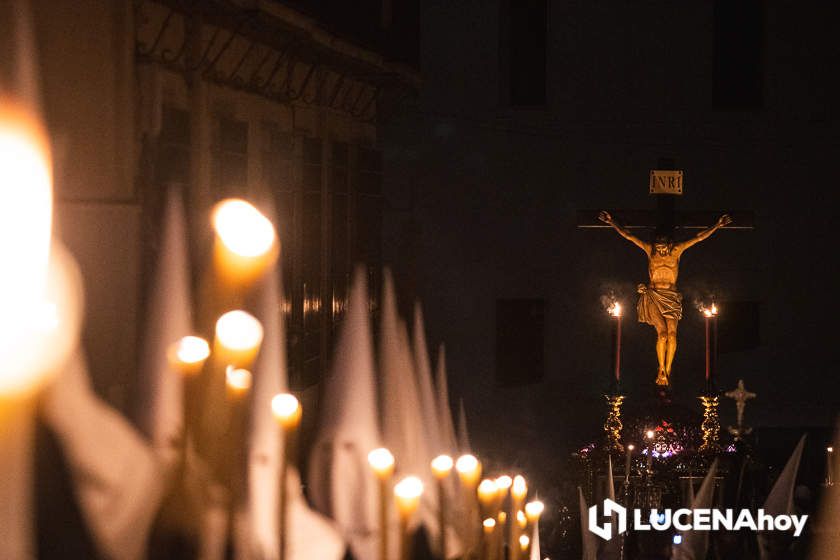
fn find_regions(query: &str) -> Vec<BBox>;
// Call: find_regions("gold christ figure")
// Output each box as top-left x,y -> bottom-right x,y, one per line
599,211 -> 732,386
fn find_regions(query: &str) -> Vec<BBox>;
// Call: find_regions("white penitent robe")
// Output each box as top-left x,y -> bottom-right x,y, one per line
41,351 -> 165,560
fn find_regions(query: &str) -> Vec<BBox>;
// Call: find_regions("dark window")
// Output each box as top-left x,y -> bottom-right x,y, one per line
262,124 -> 298,380
331,141 -> 350,334
355,147 -> 383,313
495,299 -> 545,386
155,106 -> 190,186
301,137 -> 323,388
713,0 -> 764,109
214,116 -> 248,195
502,0 -> 547,107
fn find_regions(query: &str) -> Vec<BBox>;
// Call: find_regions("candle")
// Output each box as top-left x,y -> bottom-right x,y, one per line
609,301 -> 622,382
524,500 -> 544,525
212,198 -> 278,286
497,511 -> 508,560
215,310 -> 263,367
168,335 -> 210,376
455,454 -> 481,554
702,303 -> 718,388
455,454 -> 481,487
516,509 -> 527,529
494,474 -> 512,556
271,393 -> 301,430
511,475 -> 527,501
624,444 -> 635,484
225,366 -> 252,399
495,475 -> 512,493
510,476 -> 527,560
368,448 -> 395,560
0,106 -> 81,397
482,518 -> 497,560
827,447 -> 834,486
711,304 -> 719,386
431,454 -> 454,479
431,454 -> 453,558
394,476 -> 424,560
168,335 -> 210,449
0,11 -> 81,557
524,502 -> 543,559
518,534 -> 530,554
272,393 -> 301,560
477,478 -> 499,512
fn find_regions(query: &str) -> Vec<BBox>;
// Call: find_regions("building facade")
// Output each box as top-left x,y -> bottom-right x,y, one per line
34,0 -> 417,408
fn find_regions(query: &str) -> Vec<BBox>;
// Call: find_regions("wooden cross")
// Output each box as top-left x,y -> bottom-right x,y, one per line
577,161 -> 755,234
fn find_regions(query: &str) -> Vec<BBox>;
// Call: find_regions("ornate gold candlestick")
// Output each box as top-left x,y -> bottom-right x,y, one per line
698,394 -> 721,453
604,394 -> 625,453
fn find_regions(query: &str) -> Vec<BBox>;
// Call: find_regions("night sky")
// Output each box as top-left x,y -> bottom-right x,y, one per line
380,1 -> 840,487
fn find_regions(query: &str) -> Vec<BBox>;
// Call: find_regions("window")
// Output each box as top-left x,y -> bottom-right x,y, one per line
302,137 -> 323,388
331,141 -> 350,334
214,116 -> 248,195
356,147 -> 383,311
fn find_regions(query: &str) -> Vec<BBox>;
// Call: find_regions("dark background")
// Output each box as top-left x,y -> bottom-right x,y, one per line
378,0 -> 840,491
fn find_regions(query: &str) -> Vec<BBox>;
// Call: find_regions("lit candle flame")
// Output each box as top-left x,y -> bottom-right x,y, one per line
495,474 -> 513,490
609,301 -> 622,317
702,303 -> 719,317
431,454 -> 454,479
519,534 -> 530,551
215,310 -> 263,363
477,479 -> 499,506
225,366 -> 252,393
512,474 -> 528,500
174,336 -> 210,364
525,500 -> 545,523
168,336 -> 210,374
394,476 -> 424,517
271,393 -> 301,430
368,447 -> 395,479
212,199 -> 276,258
455,454 -> 481,486
0,104 -> 82,395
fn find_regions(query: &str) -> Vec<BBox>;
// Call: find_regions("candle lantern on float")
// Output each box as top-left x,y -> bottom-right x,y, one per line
698,302 -> 721,453
603,300 -> 626,453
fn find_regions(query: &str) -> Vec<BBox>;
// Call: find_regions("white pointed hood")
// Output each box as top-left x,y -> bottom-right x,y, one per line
435,344 -> 459,456
308,266 -> 380,560
413,302 -> 442,456
136,186 -> 192,465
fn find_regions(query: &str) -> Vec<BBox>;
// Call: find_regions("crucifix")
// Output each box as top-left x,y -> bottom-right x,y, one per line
725,379 -> 756,440
578,161 -> 754,387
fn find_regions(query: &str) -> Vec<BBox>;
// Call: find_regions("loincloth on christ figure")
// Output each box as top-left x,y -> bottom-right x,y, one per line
636,284 -> 683,324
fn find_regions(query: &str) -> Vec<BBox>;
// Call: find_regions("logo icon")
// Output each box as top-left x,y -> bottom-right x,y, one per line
588,498 -> 627,541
